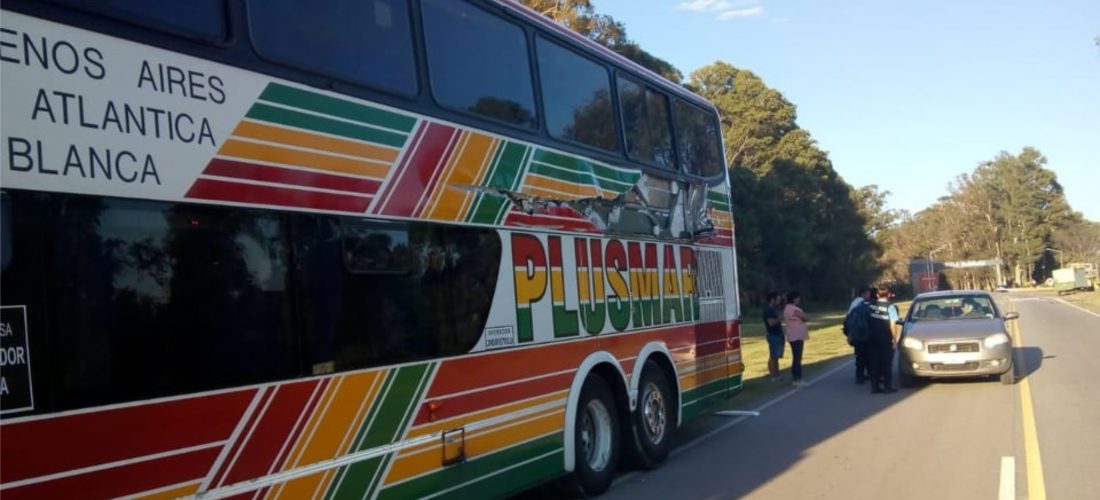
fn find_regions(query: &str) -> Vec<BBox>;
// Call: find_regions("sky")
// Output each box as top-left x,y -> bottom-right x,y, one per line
595,0 -> 1100,220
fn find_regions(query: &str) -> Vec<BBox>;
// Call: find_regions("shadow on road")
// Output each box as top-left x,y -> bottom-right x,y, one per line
512,355 -> 930,500
1016,345 -> 1044,381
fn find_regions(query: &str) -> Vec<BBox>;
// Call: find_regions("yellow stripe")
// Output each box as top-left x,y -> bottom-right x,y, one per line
132,480 -> 201,500
1012,301 -> 1046,499
384,409 -> 564,485
219,139 -> 390,178
429,133 -> 495,221
524,174 -> 603,198
424,131 -> 470,219
233,121 -> 399,162
457,137 -> 500,218
406,390 -> 567,439
274,371 -> 383,500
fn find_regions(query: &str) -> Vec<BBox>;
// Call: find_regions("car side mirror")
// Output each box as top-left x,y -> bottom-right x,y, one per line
1004,312 -> 1019,321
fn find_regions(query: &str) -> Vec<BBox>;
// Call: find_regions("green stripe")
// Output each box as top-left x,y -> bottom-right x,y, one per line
377,433 -> 564,500
246,103 -> 408,148
261,83 -> 417,133
465,143 -> 508,223
495,146 -> 534,224
527,161 -> 634,193
467,142 -> 528,225
328,363 -> 434,499
707,190 -> 731,206
532,150 -> 640,185
681,373 -> 741,423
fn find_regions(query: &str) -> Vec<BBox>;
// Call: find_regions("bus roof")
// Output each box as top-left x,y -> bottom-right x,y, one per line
495,0 -> 717,112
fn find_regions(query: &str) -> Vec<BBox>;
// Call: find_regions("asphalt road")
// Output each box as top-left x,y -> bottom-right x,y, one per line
589,291 -> 1100,500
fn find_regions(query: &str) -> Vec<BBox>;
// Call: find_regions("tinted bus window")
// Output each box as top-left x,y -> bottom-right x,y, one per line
673,99 -> 723,177
1,192 -> 298,414
47,0 -> 227,41
249,0 -> 417,95
618,76 -> 674,168
298,218 -> 500,373
422,0 -> 537,128
536,37 -> 617,151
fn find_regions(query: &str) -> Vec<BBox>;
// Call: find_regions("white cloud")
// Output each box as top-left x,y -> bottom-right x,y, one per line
676,0 -> 734,12
717,6 -> 764,20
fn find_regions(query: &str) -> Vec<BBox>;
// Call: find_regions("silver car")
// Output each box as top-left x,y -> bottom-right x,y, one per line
897,291 -> 1018,386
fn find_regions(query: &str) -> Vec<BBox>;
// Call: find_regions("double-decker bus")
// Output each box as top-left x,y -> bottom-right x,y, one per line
0,1 -> 742,498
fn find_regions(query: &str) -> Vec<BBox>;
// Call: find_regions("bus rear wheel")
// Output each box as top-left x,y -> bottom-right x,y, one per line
566,374 -> 620,497
630,360 -> 673,469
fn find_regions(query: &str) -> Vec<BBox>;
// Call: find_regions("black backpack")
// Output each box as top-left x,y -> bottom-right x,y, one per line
843,302 -> 871,342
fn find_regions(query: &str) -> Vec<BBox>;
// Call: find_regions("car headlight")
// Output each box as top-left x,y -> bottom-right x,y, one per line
902,336 -> 923,350
984,332 -> 1011,348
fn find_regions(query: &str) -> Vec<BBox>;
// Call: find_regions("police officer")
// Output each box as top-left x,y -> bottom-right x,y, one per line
867,285 -> 899,393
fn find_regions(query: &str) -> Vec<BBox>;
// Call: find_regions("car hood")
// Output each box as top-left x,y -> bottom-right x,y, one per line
904,319 -> 1006,340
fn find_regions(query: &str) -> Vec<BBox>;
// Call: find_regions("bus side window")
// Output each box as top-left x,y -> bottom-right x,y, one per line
299,217 -> 500,374
1,193 -> 10,271
248,0 -> 418,95
536,36 -> 618,152
618,76 -> 675,169
421,0 -> 537,128
46,0 -> 228,41
673,99 -> 723,178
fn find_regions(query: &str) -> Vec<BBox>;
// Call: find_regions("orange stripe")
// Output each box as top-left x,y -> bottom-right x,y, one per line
219,139 -> 390,178
274,371 -> 382,500
406,390 -> 567,439
428,133 -> 496,221
423,132 -> 470,219
234,121 -> 399,162
457,137 -> 500,218
523,174 -> 602,198
385,410 -> 564,485
133,481 -> 201,500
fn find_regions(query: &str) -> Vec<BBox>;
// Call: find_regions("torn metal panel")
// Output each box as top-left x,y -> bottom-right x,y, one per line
458,172 -> 720,241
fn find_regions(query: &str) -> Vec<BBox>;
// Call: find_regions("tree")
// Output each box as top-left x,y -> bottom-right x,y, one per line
882,147 -> 1074,288
1053,217 -> 1100,265
519,0 -> 682,82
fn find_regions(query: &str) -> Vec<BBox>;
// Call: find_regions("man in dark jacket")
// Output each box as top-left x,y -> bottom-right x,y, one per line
867,285 -> 899,393
845,286 -> 875,384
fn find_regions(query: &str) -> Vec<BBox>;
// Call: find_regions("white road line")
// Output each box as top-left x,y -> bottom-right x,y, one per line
1055,298 -> 1100,319
612,359 -> 854,488
999,456 -> 1015,500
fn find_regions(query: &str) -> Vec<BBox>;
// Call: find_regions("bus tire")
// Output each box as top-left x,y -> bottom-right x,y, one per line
630,360 -> 674,469
565,374 -> 620,497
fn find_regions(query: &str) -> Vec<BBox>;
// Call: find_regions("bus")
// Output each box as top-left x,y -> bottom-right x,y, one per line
0,1 -> 742,498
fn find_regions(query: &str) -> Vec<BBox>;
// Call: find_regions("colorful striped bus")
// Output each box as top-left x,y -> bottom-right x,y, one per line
0,0 -> 742,498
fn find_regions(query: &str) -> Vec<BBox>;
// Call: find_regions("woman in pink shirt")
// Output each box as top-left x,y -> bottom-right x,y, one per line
783,291 -> 809,387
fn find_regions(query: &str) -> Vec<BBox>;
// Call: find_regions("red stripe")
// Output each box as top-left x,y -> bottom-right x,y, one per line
204,159 -> 382,195
374,122 -> 427,207
376,123 -> 458,217
419,371 -> 575,423
186,178 -> 371,212
4,447 -> 220,500
265,378 -> 329,475
504,212 -> 601,233
0,389 -> 254,483
219,380 -> 321,486
211,388 -> 277,488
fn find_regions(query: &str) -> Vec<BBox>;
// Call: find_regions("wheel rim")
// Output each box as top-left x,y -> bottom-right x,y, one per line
579,398 -> 613,472
641,382 -> 667,444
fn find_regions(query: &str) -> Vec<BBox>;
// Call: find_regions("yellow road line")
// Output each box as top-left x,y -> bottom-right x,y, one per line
1012,299 -> 1046,500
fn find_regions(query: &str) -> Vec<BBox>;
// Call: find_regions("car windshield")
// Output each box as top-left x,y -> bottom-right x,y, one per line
910,295 -> 998,321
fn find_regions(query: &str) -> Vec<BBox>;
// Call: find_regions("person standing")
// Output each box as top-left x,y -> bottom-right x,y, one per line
763,292 -> 785,382
867,285 -> 900,393
844,286 -> 874,384
783,291 -> 809,387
